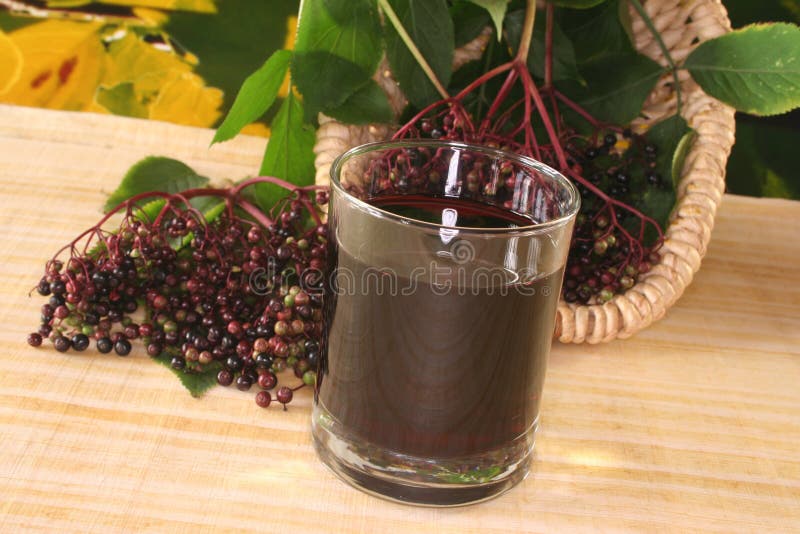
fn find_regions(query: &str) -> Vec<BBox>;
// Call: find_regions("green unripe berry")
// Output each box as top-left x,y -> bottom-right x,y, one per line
593,240 -> 608,255
303,370 -> 317,386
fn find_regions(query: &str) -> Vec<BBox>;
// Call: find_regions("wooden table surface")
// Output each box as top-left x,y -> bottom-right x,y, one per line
1,104 -> 798,533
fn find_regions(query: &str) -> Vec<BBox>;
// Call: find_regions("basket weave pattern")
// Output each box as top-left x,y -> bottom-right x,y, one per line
313,0 -> 736,343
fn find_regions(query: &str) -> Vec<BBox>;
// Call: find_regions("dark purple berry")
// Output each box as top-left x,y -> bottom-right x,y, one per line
53,335 -> 71,352
258,371 -> 277,390
236,375 -> 252,391
96,337 -> 113,354
114,338 -> 132,356
71,333 -> 90,351
276,246 -> 292,261
49,281 -> 66,296
217,370 -> 233,386
36,279 -> 51,296
225,355 -> 243,372
255,391 -> 271,408
27,333 -> 43,347
276,386 -> 293,405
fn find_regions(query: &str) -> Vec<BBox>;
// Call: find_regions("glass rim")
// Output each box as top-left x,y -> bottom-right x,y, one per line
329,139 -> 581,235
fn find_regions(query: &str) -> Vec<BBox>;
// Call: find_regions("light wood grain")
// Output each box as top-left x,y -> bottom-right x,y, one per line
1,104 -> 799,533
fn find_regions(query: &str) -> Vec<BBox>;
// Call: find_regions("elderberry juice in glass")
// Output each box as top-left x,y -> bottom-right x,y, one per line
312,141 -> 579,506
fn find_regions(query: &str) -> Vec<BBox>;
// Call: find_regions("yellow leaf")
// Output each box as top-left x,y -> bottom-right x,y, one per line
45,0 -> 217,13
148,71 -> 223,126
102,31 -> 193,87
4,21 -> 105,110
95,32 -> 223,126
0,30 -> 23,96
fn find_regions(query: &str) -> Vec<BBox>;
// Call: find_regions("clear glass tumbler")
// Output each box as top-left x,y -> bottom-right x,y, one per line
312,140 -> 579,506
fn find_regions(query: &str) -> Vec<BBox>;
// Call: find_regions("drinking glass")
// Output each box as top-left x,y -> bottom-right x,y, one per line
311,140 -> 579,506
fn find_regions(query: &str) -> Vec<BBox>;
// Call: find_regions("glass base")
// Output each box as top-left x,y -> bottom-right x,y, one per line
311,402 -> 537,507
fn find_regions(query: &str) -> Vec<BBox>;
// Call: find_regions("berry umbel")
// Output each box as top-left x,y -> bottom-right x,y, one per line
28,178 -> 327,409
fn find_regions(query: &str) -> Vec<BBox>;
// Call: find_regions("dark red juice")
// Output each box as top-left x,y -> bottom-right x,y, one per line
318,195 -> 564,458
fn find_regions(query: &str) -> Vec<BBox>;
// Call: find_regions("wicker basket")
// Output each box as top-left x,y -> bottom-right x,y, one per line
313,0 -> 736,343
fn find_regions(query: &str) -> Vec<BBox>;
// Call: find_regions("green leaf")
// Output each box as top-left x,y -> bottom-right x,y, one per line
384,0 -> 454,108
324,79 -> 394,124
292,0 -> 383,116
292,51 -> 373,118
451,0 -> 491,47
189,196 -> 226,222
633,115 -> 692,238
105,157 -> 209,212
560,52 -> 664,124
552,0 -> 608,8
212,50 -> 291,144
151,349 -> 222,398
95,82 -> 148,118
298,0 -> 383,73
132,199 -> 169,223
683,23 -> 800,116
466,0 -> 509,39
505,9 -> 584,84
257,92 -> 316,210
560,0 -> 634,64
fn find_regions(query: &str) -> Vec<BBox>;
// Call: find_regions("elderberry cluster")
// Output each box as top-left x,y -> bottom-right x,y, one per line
28,184 -> 328,409
397,101 -> 666,306
389,52 -> 670,308
561,129 -> 664,304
